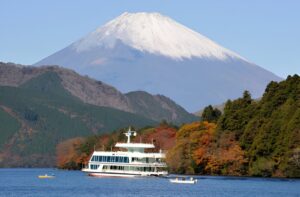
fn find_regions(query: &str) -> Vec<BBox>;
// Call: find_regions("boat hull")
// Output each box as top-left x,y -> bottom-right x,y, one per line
38,175 -> 55,179
89,172 -> 138,178
83,168 -> 168,178
169,179 -> 197,184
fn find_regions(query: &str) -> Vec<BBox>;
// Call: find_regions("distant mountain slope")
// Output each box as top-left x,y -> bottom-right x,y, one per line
0,62 -> 196,124
0,62 -> 131,112
0,71 -> 156,167
126,91 -> 196,124
0,107 -> 20,149
35,12 -> 281,111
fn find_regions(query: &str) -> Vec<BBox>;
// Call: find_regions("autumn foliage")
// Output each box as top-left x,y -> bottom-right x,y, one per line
56,137 -> 86,169
133,125 -> 176,152
166,121 -> 246,175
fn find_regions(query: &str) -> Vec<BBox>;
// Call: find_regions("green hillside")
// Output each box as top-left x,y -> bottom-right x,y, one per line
0,108 -> 20,148
0,72 -> 156,167
163,75 -> 300,178
0,62 -> 196,125
217,75 -> 300,177
126,91 -> 197,124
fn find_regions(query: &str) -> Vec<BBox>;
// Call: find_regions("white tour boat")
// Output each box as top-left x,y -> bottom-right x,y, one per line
82,128 -> 168,177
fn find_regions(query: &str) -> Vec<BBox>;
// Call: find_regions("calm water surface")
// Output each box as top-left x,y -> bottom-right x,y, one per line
0,168 -> 299,197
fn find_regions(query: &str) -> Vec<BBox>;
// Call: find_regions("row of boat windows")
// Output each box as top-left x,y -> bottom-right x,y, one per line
103,165 -> 160,172
89,164 -> 166,172
91,156 -> 129,163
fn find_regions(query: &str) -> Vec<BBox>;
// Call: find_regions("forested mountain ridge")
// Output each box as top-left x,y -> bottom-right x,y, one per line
0,71 -> 156,167
0,62 -> 196,124
168,75 -> 300,177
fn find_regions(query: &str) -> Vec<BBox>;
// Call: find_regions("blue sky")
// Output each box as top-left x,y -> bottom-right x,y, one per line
0,0 -> 299,78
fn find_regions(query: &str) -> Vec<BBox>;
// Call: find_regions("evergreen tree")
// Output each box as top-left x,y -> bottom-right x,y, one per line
201,105 -> 222,122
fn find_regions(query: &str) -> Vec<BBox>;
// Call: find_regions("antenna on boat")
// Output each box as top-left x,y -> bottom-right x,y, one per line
124,126 -> 137,143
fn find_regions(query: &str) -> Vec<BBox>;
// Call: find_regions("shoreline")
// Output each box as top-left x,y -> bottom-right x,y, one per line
0,167 -> 299,179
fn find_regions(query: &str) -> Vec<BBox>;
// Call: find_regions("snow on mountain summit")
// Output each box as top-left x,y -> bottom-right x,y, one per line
35,12 -> 281,111
72,12 -> 243,60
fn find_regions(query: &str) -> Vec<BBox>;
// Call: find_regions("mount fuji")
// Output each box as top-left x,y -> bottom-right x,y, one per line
35,12 -> 281,111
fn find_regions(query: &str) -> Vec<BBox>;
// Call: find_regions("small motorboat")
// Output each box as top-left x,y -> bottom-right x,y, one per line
169,177 -> 197,184
38,174 -> 55,179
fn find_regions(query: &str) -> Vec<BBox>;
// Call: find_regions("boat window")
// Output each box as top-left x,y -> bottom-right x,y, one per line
90,164 -> 99,169
124,157 -> 129,163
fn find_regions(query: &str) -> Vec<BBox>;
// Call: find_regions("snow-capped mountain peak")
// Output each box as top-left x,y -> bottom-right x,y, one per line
72,12 -> 243,60
36,12 -> 280,111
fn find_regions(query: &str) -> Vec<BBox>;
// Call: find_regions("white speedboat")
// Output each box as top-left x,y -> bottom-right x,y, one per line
82,128 -> 168,177
169,177 -> 198,184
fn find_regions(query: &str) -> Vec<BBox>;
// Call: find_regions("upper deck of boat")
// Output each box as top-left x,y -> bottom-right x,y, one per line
115,142 -> 155,149
92,150 -> 165,158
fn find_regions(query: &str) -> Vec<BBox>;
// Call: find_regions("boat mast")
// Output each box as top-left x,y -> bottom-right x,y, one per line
124,127 -> 137,143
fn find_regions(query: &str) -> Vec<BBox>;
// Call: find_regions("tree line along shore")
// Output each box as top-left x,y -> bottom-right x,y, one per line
57,75 -> 300,178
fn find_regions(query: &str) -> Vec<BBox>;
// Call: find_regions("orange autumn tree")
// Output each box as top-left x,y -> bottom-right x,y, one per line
203,132 -> 247,175
167,121 -> 247,175
166,121 -> 216,174
56,137 -> 86,169
134,125 -> 176,152
56,134 -> 111,169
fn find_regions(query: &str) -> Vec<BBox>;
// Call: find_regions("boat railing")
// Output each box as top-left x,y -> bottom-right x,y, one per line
129,161 -> 167,167
102,169 -> 168,175
113,150 -> 166,155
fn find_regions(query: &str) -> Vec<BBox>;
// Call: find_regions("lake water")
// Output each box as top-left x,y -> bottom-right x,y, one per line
0,168 -> 299,197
